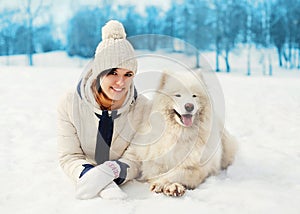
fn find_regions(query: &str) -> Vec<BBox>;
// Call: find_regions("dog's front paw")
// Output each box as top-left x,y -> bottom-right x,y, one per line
150,183 -> 164,193
163,183 -> 186,197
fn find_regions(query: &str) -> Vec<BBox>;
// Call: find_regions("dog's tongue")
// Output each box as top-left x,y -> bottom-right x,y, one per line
182,114 -> 193,127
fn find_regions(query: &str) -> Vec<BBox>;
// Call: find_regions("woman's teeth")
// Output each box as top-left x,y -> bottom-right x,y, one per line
112,87 -> 123,92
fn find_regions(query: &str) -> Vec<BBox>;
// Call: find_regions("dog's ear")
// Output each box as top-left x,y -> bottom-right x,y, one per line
192,69 -> 205,81
158,70 -> 169,90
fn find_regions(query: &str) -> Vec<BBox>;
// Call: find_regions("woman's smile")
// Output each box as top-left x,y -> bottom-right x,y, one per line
111,86 -> 125,92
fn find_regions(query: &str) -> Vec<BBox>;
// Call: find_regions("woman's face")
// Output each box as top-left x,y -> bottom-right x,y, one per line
100,68 -> 134,101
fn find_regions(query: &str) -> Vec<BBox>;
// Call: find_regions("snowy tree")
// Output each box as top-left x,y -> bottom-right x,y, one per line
279,0 -> 300,69
181,0 -> 213,68
212,0 -> 247,72
0,8 -> 20,64
261,1 -> 273,75
35,24 -> 61,52
67,4 -> 113,58
67,7 -> 101,58
241,0 -> 259,76
163,0 -> 177,38
181,0 -> 212,50
161,0 -> 213,67
19,0 -> 52,66
270,1 -> 287,68
121,5 -> 147,50
161,0 -> 179,52
122,6 -> 142,37
144,6 -> 162,51
66,1 -> 115,58
245,0 -> 254,76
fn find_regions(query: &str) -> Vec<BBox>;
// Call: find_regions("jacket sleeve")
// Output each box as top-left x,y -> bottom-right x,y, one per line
116,157 -> 141,185
57,92 -> 92,184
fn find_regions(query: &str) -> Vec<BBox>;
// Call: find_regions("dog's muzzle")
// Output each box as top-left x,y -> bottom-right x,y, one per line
174,110 -> 193,127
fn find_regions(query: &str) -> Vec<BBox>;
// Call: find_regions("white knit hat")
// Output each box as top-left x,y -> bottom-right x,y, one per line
92,20 -> 137,76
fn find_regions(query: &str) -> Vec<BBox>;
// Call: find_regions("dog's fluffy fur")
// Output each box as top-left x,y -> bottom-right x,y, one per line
123,70 -> 238,197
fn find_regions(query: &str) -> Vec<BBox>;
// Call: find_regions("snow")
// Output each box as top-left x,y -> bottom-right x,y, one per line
0,50 -> 300,214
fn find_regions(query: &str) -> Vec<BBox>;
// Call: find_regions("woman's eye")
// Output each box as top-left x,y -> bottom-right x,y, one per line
125,73 -> 134,77
192,95 -> 197,98
175,94 -> 181,97
108,71 -> 117,75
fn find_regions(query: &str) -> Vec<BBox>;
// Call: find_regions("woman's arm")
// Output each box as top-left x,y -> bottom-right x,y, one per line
57,92 -> 125,199
57,92 -> 92,183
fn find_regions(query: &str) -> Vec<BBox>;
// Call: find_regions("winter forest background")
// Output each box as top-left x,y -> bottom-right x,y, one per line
1,0 -> 300,75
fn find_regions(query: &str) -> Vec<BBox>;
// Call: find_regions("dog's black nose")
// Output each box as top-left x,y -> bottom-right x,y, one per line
185,103 -> 194,112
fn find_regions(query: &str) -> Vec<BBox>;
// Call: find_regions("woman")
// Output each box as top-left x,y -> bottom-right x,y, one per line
57,20 -> 148,199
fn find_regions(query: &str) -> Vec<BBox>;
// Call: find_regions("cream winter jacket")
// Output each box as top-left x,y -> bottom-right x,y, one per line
57,61 -> 149,183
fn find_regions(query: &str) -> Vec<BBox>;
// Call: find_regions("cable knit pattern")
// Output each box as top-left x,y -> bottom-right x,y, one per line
92,20 -> 137,79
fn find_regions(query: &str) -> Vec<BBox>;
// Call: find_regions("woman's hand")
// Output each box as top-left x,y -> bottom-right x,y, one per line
75,161 -> 120,199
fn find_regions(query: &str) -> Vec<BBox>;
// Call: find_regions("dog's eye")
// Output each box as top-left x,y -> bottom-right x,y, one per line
174,94 -> 181,97
192,95 -> 197,98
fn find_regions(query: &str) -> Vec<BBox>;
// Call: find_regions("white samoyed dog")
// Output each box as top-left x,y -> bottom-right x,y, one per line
123,70 -> 238,197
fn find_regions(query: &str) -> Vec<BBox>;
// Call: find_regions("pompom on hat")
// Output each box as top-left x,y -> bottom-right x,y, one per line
92,20 -> 137,76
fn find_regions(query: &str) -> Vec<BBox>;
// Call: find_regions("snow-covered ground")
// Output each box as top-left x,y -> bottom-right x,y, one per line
0,51 -> 300,214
